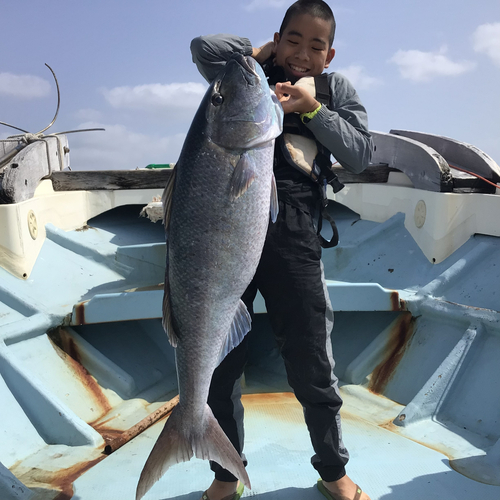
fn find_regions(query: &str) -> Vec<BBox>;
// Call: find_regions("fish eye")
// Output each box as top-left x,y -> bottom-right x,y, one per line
211,93 -> 224,106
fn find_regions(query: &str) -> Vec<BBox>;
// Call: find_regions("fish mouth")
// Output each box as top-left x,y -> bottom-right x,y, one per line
230,53 -> 260,84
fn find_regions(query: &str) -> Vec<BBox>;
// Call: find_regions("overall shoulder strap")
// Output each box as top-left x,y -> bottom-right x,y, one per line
314,73 -> 330,106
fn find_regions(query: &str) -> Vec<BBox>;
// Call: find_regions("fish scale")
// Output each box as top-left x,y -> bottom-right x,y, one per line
170,144 -> 274,407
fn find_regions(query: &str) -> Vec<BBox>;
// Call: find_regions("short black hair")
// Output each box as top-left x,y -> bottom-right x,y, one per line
279,0 -> 336,48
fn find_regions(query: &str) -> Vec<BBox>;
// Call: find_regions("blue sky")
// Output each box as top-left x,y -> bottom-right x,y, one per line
1,0 -> 499,170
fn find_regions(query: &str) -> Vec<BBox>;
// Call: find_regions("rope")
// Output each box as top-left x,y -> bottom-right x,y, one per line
448,163 -> 499,190
21,132 -> 44,144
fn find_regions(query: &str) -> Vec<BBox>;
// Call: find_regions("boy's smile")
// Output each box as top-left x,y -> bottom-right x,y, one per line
273,13 -> 335,82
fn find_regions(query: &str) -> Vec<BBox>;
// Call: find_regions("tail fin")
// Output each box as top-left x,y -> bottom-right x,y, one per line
136,404 -> 250,500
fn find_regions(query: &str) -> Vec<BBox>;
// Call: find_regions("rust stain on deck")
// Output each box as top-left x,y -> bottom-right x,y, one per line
52,457 -> 105,500
241,392 -> 297,406
14,455 -> 106,500
390,290 -> 399,310
73,301 -> 87,325
91,424 -> 124,444
369,313 -> 415,395
49,328 -> 112,418
379,419 -> 454,460
241,392 -> 306,425
389,290 -> 408,311
86,414 -> 124,446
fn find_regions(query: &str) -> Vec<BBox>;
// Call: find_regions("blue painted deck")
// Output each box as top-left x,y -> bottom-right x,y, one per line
1,190 -> 499,499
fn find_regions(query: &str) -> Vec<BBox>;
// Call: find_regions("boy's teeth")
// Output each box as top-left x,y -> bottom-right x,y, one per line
290,64 -> 307,72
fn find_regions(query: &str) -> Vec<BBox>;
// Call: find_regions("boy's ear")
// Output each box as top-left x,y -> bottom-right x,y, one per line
273,32 -> 280,46
324,48 -> 336,69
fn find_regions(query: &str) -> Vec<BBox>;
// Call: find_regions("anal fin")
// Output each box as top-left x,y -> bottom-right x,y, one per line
217,299 -> 251,365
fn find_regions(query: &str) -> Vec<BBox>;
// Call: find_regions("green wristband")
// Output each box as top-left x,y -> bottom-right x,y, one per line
300,104 -> 322,124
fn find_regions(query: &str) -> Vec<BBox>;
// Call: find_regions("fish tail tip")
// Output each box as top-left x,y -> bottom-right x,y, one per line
239,464 -> 251,489
194,405 -> 251,489
135,467 -> 157,500
135,482 -> 147,500
135,406 -> 191,499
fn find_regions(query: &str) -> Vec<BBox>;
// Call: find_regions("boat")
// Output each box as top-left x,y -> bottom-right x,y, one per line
1,127 -> 499,499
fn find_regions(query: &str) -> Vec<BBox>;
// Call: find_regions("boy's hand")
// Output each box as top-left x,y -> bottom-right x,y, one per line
252,41 -> 275,64
275,82 -> 320,115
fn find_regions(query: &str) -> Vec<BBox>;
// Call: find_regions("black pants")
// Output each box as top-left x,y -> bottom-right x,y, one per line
208,197 -> 349,483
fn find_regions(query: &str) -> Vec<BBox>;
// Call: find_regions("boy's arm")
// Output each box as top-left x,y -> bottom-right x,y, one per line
190,34 -> 254,83
191,36 -> 373,174
307,74 -> 373,174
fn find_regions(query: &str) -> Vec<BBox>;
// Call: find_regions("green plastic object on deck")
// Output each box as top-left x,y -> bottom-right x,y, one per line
145,164 -> 175,169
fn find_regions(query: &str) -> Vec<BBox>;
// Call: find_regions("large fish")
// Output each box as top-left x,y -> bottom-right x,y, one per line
136,54 -> 283,499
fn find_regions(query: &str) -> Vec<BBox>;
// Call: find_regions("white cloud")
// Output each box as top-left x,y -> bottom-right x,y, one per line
335,65 -> 382,90
68,122 -> 186,170
244,0 -> 287,12
101,82 -> 207,113
473,22 -> 500,67
389,46 -> 475,82
0,73 -> 51,99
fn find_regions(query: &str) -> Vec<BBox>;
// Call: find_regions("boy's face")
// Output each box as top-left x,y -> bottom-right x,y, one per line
274,13 -> 336,82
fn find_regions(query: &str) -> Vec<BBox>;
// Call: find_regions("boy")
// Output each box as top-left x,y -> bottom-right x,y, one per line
191,1 -> 372,499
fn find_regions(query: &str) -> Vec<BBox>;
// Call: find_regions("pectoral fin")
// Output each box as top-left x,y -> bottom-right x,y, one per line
162,255 -> 179,347
161,168 -> 179,346
230,153 -> 256,201
161,166 -> 176,232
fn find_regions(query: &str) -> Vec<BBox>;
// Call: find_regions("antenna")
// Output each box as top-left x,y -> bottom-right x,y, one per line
0,64 -> 105,138
36,63 -> 60,135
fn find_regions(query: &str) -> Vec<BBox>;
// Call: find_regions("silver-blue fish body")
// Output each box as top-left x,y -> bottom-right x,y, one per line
136,54 -> 283,500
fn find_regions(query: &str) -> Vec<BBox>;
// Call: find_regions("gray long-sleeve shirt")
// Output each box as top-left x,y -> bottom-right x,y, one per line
190,34 -> 373,175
